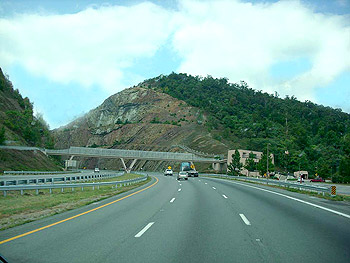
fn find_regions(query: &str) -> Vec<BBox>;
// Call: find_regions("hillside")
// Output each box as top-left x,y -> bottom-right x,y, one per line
53,72 -> 350,181
141,73 -> 350,182
53,87 -> 227,171
0,68 -> 62,172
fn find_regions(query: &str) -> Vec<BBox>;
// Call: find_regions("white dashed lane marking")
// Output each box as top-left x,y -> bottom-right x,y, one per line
135,222 -> 155,237
239,214 -> 251,225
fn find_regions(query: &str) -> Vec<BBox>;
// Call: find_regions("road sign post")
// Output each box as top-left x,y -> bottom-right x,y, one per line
331,185 -> 336,197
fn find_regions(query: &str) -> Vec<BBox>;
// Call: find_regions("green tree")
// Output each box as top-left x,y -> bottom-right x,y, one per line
228,149 -> 242,175
245,152 -> 257,171
339,157 -> 350,183
0,126 -> 5,145
257,153 -> 274,177
338,134 -> 350,182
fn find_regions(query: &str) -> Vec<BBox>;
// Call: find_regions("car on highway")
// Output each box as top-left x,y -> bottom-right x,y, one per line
180,162 -> 198,177
177,171 -> 188,180
94,168 -> 100,173
310,177 -> 325,182
164,169 -> 173,176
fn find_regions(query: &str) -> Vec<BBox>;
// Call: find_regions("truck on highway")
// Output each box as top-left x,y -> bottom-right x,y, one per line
180,162 -> 198,177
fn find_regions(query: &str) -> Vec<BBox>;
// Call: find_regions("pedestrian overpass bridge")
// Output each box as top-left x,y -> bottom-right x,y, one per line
1,146 -> 226,172
46,147 -> 226,172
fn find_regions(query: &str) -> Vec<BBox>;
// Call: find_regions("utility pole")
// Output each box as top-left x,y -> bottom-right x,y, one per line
267,143 -> 269,178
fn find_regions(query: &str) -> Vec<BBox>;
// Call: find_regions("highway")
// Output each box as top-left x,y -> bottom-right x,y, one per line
0,173 -> 349,262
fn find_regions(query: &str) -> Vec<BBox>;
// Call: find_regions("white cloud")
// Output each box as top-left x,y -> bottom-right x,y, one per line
0,2 -> 174,93
0,0 -> 349,108
172,0 -> 350,102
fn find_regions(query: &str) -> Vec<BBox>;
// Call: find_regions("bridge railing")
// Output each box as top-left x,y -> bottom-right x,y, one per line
1,145 -> 223,163
64,146 -> 218,162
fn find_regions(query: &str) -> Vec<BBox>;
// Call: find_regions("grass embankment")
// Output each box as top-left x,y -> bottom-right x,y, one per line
0,149 -> 62,172
205,175 -> 350,202
0,173 -> 150,230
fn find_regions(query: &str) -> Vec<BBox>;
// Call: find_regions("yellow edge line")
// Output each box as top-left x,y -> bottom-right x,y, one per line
0,176 -> 159,245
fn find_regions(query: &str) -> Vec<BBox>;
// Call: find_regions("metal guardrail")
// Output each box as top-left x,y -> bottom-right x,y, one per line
0,174 -> 148,197
0,172 -> 124,186
202,174 -> 335,196
3,170 -> 80,175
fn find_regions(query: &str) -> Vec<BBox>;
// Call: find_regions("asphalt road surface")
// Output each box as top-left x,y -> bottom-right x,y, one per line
0,173 -> 349,263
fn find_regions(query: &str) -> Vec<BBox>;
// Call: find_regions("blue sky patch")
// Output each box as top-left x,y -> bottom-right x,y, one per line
6,64 -> 109,129
269,57 -> 312,81
316,71 -> 350,113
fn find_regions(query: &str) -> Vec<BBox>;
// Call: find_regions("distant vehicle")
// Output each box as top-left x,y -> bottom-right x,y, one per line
164,169 -> 173,176
180,162 -> 198,177
177,171 -> 188,180
94,168 -> 100,173
310,177 -> 325,182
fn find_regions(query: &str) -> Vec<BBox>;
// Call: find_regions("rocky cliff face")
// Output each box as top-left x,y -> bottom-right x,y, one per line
53,86 -> 228,171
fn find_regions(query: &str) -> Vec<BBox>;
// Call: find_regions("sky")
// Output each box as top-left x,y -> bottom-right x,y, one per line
0,0 -> 349,129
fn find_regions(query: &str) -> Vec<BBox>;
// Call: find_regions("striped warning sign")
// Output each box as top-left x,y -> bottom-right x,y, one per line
331,185 -> 336,196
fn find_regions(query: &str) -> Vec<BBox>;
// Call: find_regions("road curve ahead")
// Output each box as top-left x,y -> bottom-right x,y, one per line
0,173 -> 349,263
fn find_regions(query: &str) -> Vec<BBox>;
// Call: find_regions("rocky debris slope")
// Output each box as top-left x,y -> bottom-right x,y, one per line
53,87 -> 228,171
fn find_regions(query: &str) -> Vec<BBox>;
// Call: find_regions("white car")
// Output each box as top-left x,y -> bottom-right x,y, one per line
177,171 -> 188,180
164,169 -> 173,176
94,168 -> 100,173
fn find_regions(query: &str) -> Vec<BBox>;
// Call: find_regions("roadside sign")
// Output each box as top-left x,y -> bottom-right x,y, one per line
331,185 -> 336,196
168,166 -> 171,169
190,164 -> 195,169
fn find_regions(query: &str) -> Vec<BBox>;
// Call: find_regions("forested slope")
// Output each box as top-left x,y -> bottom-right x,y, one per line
141,73 -> 350,182
0,68 -> 61,171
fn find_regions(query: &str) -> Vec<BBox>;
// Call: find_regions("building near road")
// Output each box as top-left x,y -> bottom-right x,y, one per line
294,171 -> 308,179
227,149 -> 274,177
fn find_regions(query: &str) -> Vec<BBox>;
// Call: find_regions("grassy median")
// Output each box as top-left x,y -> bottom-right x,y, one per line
0,173 -> 151,230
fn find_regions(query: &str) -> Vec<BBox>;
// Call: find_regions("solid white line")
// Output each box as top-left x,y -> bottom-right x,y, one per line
199,180 -> 201,182
212,187 -> 216,190
179,184 -> 182,186
178,189 -> 181,192
210,178 -> 350,220
135,222 -> 154,238
170,198 -> 175,203
205,183 -> 208,185
222,194 -> 228,199
239,214 -> 251,225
